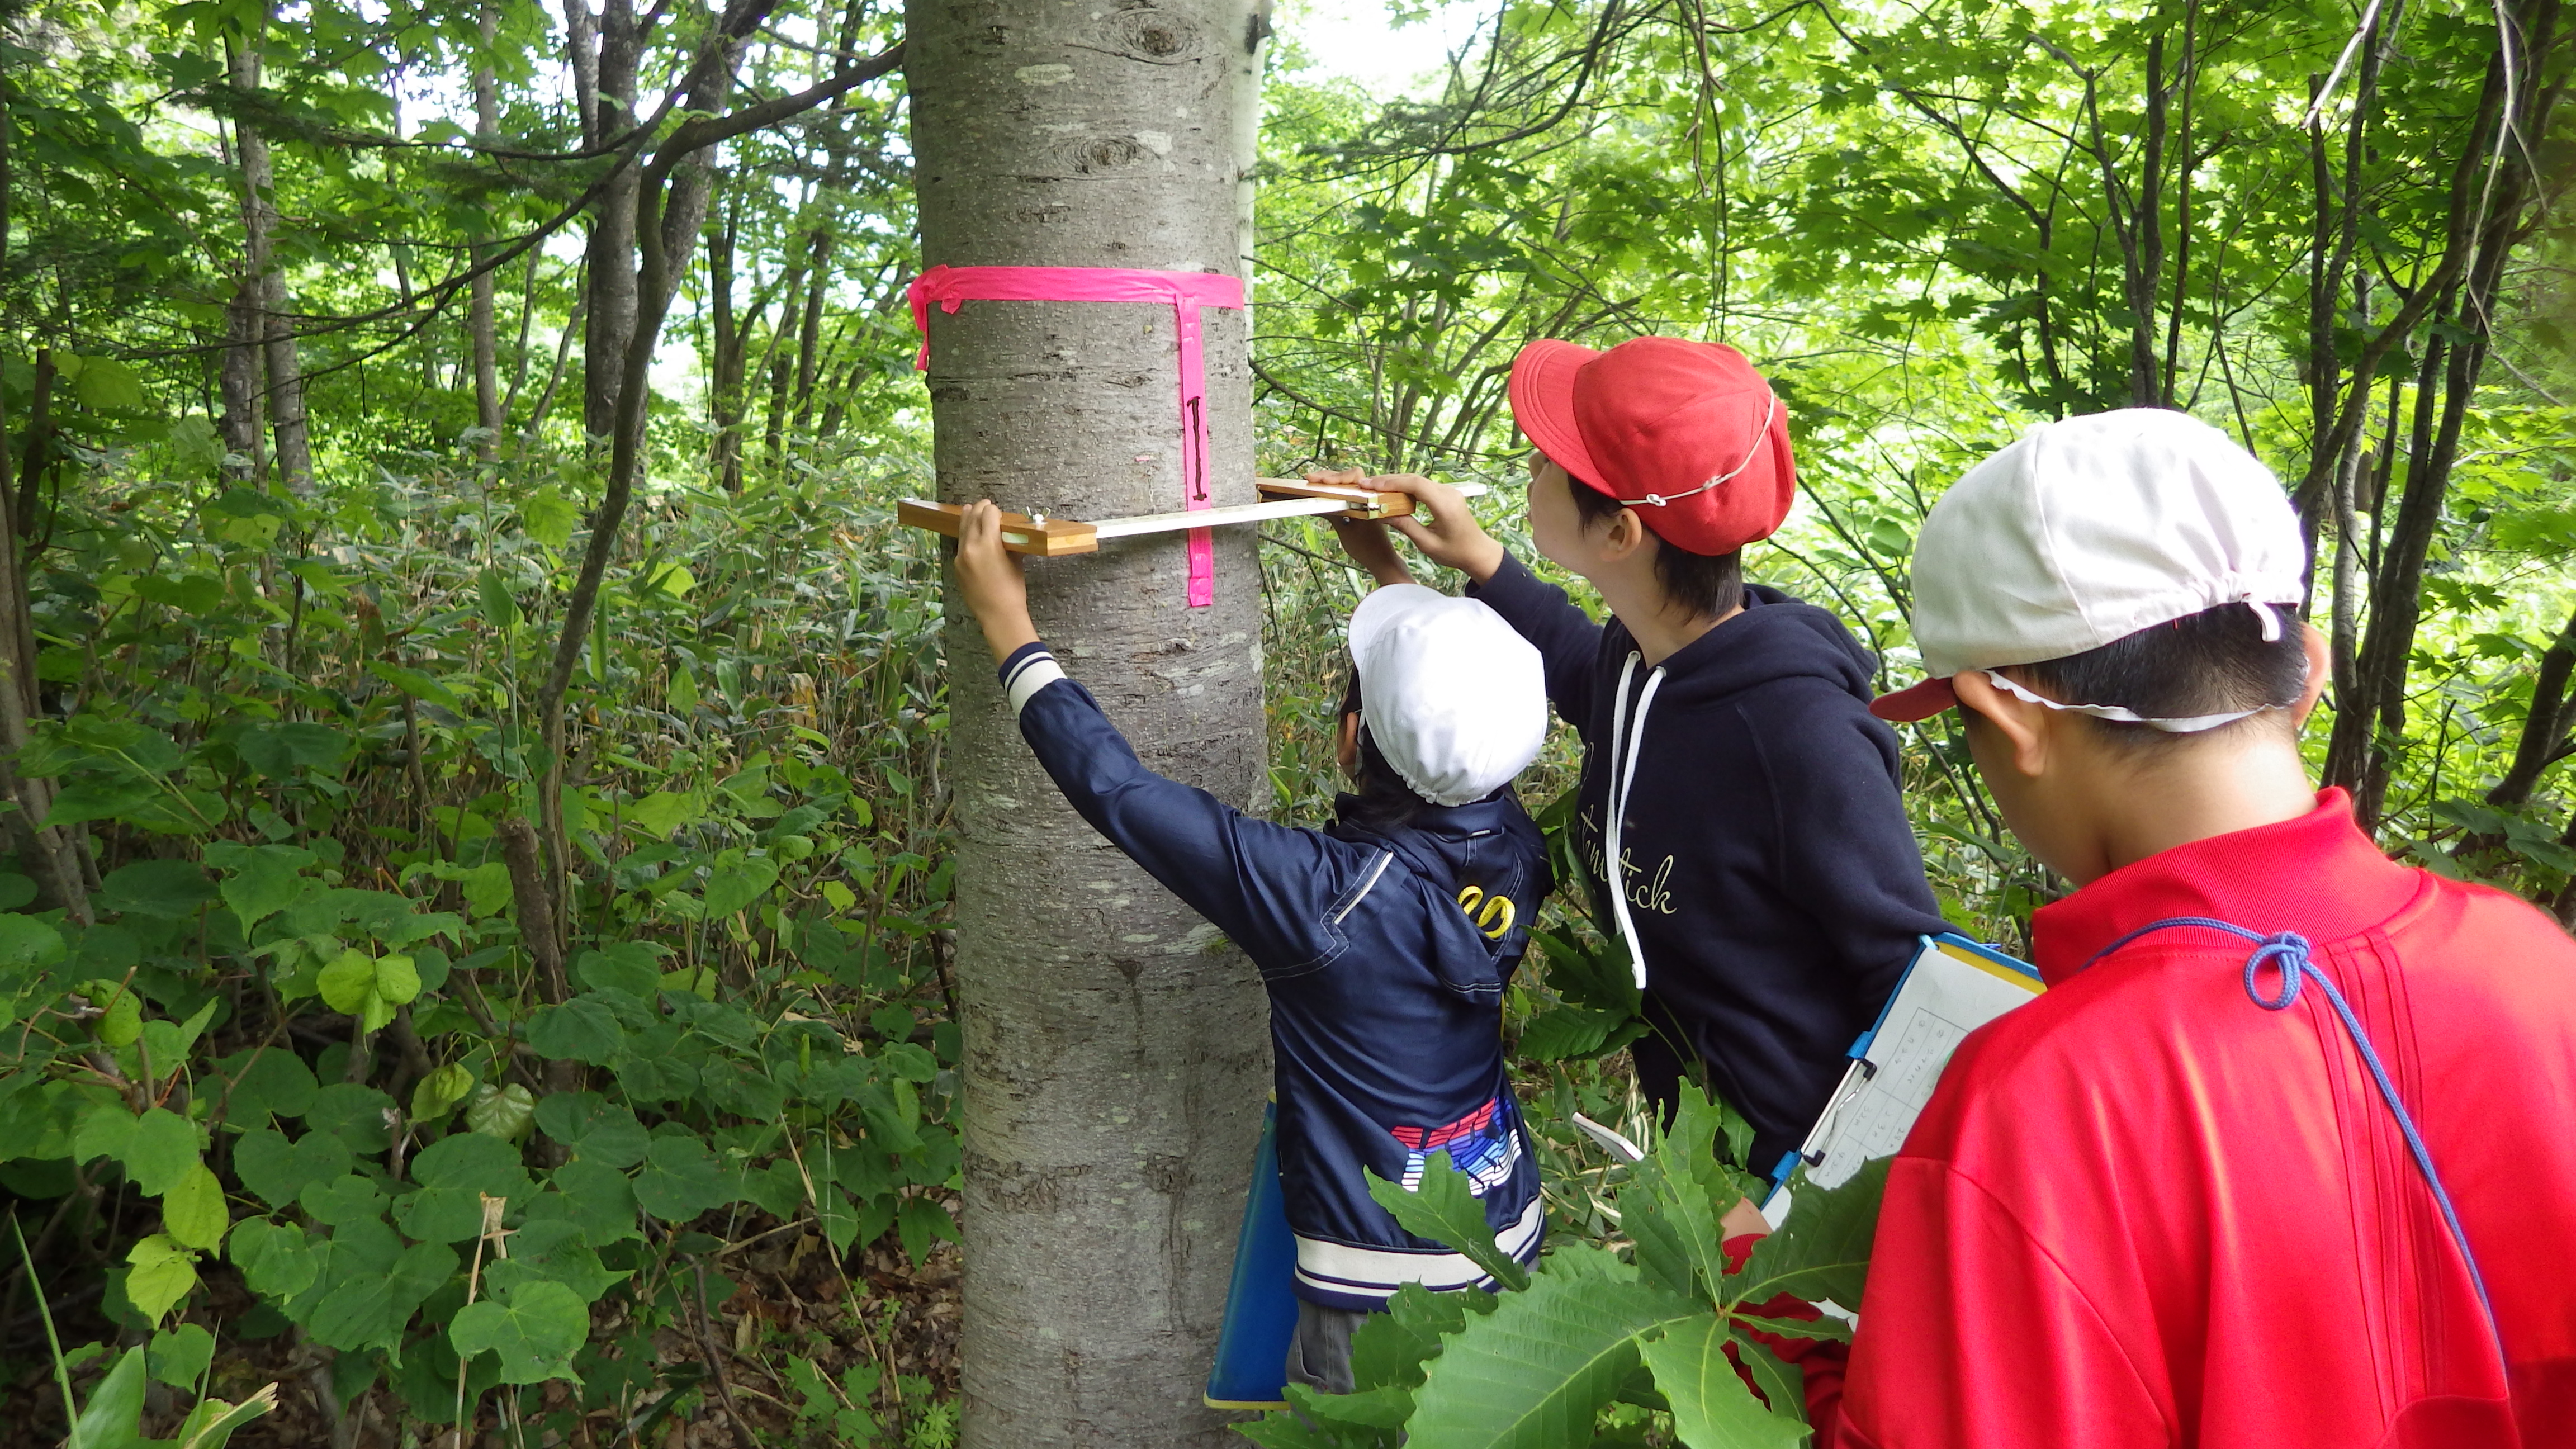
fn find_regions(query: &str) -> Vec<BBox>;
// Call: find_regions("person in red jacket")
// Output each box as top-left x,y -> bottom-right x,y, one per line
1845,409 -> 2576,1447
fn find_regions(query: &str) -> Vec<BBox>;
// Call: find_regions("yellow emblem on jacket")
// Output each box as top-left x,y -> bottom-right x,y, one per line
1453,884 -> 1516,940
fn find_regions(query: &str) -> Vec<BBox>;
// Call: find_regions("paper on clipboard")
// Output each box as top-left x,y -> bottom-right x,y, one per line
1762,934 -> 2042,1225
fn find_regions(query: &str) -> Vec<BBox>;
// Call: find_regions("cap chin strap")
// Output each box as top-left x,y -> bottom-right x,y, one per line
1613,392 -> 1777,509
1980,669 -> 2273,734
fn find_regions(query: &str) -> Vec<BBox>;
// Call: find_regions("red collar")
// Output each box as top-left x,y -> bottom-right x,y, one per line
2030,789 -> 2424,987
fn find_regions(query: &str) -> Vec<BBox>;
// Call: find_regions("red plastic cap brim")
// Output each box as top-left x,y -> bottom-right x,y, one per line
1869,675 -> 1959,722
1507,339 -> 1611,494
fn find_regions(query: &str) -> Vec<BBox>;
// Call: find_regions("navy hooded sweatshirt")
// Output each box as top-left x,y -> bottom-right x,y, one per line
997,641 -> 1551,1310
1468,553 -> 1949,1174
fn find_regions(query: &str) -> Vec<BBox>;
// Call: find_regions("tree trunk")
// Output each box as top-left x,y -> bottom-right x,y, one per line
580,0 -> 642,443
468,1 -> 504,451
2489,605 -> 2576,811
908,0 -> 1272,1442
229,27 -> 312,495
708,206 -> 746,491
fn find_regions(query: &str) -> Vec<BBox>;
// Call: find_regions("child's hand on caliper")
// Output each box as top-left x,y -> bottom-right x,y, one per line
953,499 -> 1043,665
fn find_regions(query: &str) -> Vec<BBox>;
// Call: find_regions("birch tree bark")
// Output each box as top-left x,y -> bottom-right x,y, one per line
908,0 -> 1272,1442
228,24 -> 312,494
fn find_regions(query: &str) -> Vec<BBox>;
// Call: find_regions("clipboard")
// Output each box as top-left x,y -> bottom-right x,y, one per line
1761,932 -> 2043,1226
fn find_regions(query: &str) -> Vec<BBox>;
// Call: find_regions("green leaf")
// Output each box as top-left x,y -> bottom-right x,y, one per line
896,1195 -> 959,1266
171,1387 -> 277,1449
482,1219 -> 624,1304
1351,1280 -> 1494,1392
476,569 -> 521,631
700,853 -> 780,918
1732,1158 -> 1890,1312
235,723 -> 350,780
1365,1151 -> 1528,1291
315,951 -> 418,1031
298,1173 -> 388,1228
233,1128 -> 353,1209
1640,1315 -> 1806,1448
1724,1321 -> 1815,1422
1515,1005 -> 1632,1062
1625,1088 -> 1757,1306
466,1083 -> 537,1143
102,860 -> 216,920
205,842 -> 314,928
634,1135 -> 730,1222
1406,1247 -> 1702,1449
148,1323 -> 216,1389
1284,1382 -> 1413,1428
533,1159 -> 642,1243
623,791 -> 702,840
526,998 -> 622,1064
572,941 -> 664,997
304,1085 -> 395,1153
119,1109 -> 201,1196
449,1280 -> 589,1384
409,1063 -> 473,1122
520,485 -> 578,549
533,1092 -> 650,1168
69,1347 -> 152,1449
161,1164 -> 231,1250
410,1129 -> 535,1197
73,355 -> 146,411
304,1239 -> 453,1355
0,912 -> 65,967
229,1217 -> 319,1301
124,1234 -> 200,1320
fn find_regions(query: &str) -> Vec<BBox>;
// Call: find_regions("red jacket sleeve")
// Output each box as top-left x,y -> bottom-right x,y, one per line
1834,1158 -> 2169,1448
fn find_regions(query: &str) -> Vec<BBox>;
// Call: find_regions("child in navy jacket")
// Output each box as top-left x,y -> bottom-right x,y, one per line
949,499 -> 1555,1393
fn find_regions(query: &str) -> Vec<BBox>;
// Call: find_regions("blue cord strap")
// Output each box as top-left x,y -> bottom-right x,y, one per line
2085,916 -> 2501,1347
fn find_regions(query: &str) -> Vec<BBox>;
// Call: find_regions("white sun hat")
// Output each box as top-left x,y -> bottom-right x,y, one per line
1871,408 -> 2309,727
1347,584 -> 1549,806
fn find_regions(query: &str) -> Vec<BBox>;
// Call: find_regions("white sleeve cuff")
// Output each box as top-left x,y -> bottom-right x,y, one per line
1002,650 -> 1067,717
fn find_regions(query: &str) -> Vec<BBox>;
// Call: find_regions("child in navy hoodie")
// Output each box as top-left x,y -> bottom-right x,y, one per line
1322,337 -> 1949,1192
948,499 -> 1555,1394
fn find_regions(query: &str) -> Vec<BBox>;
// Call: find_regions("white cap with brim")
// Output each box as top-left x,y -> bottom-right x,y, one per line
1348,585 -> 1549,807
1871,408 -> 2309,724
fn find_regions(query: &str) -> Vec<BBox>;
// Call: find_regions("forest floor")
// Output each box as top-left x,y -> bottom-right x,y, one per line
3,1203 -> 964,1449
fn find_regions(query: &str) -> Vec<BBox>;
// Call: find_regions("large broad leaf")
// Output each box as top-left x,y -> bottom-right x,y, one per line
160,1164 -> 230,1250
124,1234 -> 199,1320
534,1092 -> 650,1168
1405,1246 -> 1702,1449
1732,1158 -> 1891,1312
526,998 -> 623,1064
449,1279 -> 589,1384
1515,1006 -> 1631,1062
229,1218 -> 319,1302
236,722 -> 349,780
101,860 -> 219,920
1351,1280 -> 1498,1393
482,1219 -> 625,1304
117,1109 -> 202,1197
1640,1315 -> 1807,1448
147,1324 -> 216,1389
69,1347 -> 155,1449
633,1135 -> 731,1221
233,1128 -> 353,1209
172,1386 -> 278,1449
1365,1152 -> 1528,1291
1626,1086 -> 1766,1305
202,843 -> 314,929
1532,926 -> 1639,1017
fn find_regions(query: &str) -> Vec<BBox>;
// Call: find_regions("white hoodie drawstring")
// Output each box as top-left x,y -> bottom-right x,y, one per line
1603,652 -> 1665,990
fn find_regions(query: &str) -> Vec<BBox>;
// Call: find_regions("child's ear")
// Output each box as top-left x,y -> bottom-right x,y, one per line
2293,623 -> 2332,724
1602,506 -> 1653,564
1952,673 -> 2052,779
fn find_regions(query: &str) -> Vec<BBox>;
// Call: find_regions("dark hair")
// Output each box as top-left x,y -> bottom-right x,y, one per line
1337,668 -> 1427,830
1994,602 -> 2310,750
1567,479 -> 1745,621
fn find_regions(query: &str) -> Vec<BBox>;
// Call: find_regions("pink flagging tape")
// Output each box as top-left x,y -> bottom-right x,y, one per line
908,263 -> 1247,609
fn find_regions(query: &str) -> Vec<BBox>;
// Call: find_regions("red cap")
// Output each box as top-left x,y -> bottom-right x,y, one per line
1507,337 -> 1796,557
1868,674 -> 1959,723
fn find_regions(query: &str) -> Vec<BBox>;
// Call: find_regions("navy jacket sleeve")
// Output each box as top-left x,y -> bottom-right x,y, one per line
1466,551 -> 1603,739
1746,682 -> 1952,1013
998,642 -> 1356,977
